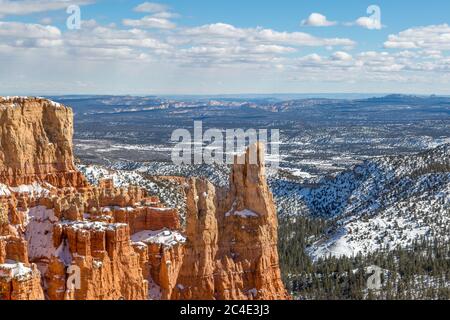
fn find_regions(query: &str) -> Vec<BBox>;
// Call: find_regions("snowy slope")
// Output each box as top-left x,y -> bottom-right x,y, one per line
302,144 -> 450,259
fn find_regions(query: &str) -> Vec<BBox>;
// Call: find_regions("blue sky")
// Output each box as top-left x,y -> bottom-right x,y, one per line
1,0 -> 450,95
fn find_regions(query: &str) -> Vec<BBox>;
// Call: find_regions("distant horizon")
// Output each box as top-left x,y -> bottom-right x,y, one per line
2,92 -> 450,100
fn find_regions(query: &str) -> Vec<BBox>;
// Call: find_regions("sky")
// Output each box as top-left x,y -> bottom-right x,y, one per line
1,0 -> 450,95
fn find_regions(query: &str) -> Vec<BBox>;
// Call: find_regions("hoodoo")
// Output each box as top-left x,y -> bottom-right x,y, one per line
172,143 -> 288,300
0,97 -> 288,300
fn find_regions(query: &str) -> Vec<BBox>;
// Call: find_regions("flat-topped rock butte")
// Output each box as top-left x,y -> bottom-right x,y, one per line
0,97 -> 288,300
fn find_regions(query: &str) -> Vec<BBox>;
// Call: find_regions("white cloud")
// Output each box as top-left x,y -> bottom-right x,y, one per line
421,50 -> 443,59
257,28 -> 354,47
331,51 -> 353,61
0,0 -> 94,17
0,21 -> 63,51
286,46 -> 450,83
0,17 -> 355,69
354,17 -> 382,30
0,19 -> 171,60
301,13 -> 336,27
0,21 -> 61,38
127,2 -> 178,29
123,16 -> 176,29
167,23 -> 355,68
152,11 -> 179,19
65,24 -> 171,51
68,46 -> 146,60
384,24 -> 450,50
183,23 -> 245,38
2,8 -> 450,94
134,2 -> 168,13
182,23 -> 355,47
303,53 -> 322,62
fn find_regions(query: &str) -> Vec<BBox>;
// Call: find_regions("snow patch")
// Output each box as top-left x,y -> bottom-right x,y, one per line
0,182 -> 50,197
0,262 -> 34,282
60,220 -> 128,232
25,206 -> 58,261
226,209 -> 259,218
131,229 -> 186,247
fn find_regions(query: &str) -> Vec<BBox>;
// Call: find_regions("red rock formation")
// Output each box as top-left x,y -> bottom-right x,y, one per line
0,98 -> 153,300
0,97 -> 88,188
0,262 -> 44,300
46,222 -> 148,300
0,97 -> 288,300
170,143 -> 288,300
113,206 -> 180,234
0,234 -> 44,300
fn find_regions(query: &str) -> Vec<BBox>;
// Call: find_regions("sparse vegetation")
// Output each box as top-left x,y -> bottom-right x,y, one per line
279,217 -> 450,300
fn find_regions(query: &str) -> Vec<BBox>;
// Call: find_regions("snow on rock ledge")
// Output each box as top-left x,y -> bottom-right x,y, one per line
0,262 -> 34,282
132,229 -> 186,247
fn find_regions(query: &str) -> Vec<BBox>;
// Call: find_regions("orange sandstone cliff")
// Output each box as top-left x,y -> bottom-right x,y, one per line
171,144 -> 288,300
0,97 -> 87,188
0,97 -> 288,300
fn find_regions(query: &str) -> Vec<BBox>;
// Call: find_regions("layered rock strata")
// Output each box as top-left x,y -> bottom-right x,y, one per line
0,97 -> 287,300
170,143 -> 288,300
0,97 -> 87,188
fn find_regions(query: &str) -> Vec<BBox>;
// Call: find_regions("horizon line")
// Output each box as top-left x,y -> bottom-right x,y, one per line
2,92 -> 450,99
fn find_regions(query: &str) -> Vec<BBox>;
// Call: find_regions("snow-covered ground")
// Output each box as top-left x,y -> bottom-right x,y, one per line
0,182 -> 52,197
0,262 -> 34,282
304,144 -> 450,259
131,229 -> 186,247
25,206 -> 59,262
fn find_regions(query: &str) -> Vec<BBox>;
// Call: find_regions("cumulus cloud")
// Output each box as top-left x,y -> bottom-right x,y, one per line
64,24 -> 171,52
126,2 -> 177,29
331,51 -> 353,61
164,22 -> 356,67
0,21 -> 63,52
384,24 -> 450,50
0,18 -> 172,61
0,0 -> 94,16
0,16 -> 356,68
182,23 -> 354,47
354,16 -> 382,30
134,2 -> 168,13
123,16 -> 176,29
285,45 -> 450,84
1,6 -> 450,93
301,13 -> 336,27
0,21 -> 61,38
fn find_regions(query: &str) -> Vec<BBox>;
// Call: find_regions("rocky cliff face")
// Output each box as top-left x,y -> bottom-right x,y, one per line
0,97 -> 287,300
0,97 -> 87,188
171,143 -> 288,300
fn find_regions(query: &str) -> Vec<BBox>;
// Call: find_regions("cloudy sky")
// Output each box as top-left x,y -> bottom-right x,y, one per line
1,0 -> 450,95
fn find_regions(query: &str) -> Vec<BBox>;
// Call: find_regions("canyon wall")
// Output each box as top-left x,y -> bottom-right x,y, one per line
0,97 -> 87,188
0,97 -> 288,300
